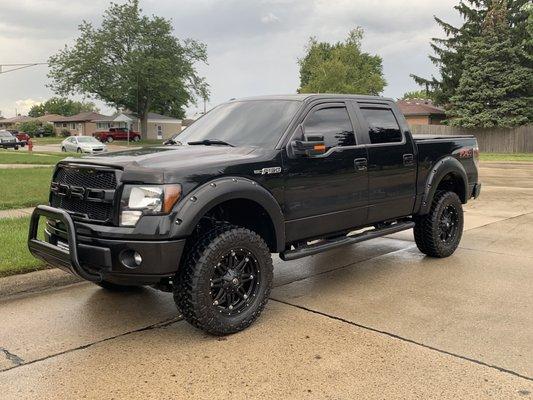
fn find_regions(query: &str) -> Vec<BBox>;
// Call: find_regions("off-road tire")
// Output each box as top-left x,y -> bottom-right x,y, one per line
414,190 -> 463,258
94,280 -> 142,291
174,224 -> 273,335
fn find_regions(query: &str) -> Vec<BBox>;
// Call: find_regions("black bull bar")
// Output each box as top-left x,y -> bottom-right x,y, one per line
28,205 -> 102,282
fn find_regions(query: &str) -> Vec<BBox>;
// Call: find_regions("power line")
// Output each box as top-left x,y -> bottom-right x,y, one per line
0,63 -> 48,74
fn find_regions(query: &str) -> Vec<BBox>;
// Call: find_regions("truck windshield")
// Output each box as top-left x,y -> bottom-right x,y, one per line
174,100 -> 301,148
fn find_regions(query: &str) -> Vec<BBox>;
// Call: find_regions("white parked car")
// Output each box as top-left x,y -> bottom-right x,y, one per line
61,136 -> 107,154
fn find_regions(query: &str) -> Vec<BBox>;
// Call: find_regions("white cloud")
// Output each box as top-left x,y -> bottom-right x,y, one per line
261,12 -> 280,24
14,98 -> 43,115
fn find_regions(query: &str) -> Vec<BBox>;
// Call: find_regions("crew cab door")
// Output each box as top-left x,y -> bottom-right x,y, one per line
282,101 -> 369,242
354,102 -> 417,223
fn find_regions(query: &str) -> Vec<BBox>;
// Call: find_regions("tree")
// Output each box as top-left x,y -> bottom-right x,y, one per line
28,97 -> 99,117
16,121 -> 54,136
401,90 -> 435,101
447,0 -> 533,127
411,0 -> 530,106
48,0 -> 208,139
298,28 -> 386,95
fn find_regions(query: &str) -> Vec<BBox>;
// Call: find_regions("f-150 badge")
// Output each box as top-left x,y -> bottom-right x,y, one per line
254,167 -> 282,175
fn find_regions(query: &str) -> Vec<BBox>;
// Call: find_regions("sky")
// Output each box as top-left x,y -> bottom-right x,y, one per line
0,0 -> 463,118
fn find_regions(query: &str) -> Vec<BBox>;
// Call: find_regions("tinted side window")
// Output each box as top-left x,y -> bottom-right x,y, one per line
360,108 -> 402,144
304,107 -> 355,149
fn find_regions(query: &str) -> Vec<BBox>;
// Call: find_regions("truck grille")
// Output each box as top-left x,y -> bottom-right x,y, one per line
50,165 -> 118,223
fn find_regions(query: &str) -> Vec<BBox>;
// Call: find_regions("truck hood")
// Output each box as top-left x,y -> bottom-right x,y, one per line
57,145 -> 268,184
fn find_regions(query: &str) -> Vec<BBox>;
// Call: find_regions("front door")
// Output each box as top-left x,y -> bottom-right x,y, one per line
283,102 -> 369,242
355,104 -> 417,223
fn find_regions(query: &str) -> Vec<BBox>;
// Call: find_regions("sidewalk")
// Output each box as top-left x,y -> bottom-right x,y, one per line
0,207 -> 34,219
0,164 -> 52,169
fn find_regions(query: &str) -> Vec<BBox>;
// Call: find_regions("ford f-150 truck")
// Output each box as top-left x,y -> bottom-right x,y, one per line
28,94 -> 481,335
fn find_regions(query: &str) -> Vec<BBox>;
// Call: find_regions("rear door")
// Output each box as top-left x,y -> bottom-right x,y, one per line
283,101 -> 369,242
354,102 -> 417,223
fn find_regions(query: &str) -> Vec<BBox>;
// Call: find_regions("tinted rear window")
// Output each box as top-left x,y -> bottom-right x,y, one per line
360,108 -> 402,144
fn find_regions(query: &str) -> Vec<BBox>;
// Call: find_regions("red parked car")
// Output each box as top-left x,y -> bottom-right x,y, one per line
8,130 -> 29,146
93,127 -> 141,143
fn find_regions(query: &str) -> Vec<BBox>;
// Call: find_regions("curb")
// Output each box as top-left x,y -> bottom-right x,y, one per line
0,268 -> 82,300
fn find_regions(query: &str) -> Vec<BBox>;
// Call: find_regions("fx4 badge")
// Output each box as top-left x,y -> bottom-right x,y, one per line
253,167 -> 282,175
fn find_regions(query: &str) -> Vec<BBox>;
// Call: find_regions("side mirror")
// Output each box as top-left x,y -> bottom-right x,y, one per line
291,125 -> 325,157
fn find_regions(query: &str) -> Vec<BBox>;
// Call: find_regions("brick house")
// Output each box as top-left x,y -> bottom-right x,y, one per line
396,100 -> 446,125
50,112 -> 107,136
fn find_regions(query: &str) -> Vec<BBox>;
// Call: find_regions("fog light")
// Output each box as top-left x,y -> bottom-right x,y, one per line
133,252 -> 142,266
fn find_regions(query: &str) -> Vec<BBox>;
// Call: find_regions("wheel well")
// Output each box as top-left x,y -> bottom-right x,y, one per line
198,199 -> 277,252
436,172 -> 466,203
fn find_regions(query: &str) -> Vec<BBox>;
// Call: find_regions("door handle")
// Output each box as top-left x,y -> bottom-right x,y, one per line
354,158 -> 367,171
403,154 -> 414,166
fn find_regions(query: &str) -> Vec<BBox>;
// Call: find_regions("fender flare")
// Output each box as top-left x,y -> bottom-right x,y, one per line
170,177 -> 285,252
419,156 -> 468,215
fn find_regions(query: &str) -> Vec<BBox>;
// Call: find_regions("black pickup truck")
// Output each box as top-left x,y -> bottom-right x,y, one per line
28,94 -> 481,335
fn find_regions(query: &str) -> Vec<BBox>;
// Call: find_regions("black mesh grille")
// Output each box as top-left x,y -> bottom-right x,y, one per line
50,166 -> 117,222
54,167 -> 116,189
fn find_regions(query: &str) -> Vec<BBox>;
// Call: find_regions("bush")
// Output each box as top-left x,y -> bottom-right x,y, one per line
60,129 -> 71,137
16,121 -> 56,137
16,121 -> 40,135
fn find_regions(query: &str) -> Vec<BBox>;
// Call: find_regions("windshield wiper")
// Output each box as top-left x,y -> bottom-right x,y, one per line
187,139 -> 234,147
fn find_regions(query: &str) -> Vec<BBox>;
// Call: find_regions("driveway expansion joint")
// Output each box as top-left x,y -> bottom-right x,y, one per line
0,347 -> 24,366
271,298 -> 533,383
0,316 -> 182,373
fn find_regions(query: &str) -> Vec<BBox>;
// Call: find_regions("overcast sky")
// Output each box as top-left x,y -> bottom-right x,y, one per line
0,0 -> 462,118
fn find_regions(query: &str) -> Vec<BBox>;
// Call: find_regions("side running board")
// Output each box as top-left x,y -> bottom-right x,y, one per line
280,221 -> 415,261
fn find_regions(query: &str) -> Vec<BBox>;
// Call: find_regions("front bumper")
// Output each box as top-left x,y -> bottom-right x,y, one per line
28,205 -> 186,285
1,141 -> 19,148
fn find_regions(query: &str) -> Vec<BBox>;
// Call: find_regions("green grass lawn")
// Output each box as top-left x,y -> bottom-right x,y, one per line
0,216 -> 48,277
480,153 -> 533,162
31,136 -> 65,145
0,168 -> 53,210
0,150 -> 79,165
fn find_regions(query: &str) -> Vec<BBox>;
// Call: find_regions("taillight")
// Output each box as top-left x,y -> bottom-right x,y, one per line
473,144 -> 480,165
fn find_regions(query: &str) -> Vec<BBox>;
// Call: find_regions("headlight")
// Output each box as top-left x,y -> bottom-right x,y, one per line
119,184 -> 181,226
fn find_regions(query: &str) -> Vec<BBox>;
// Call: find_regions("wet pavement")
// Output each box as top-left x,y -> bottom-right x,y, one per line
0,162 -> 532,399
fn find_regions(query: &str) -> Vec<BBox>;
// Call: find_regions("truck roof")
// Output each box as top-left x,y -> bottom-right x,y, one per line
233,94 -> 395,103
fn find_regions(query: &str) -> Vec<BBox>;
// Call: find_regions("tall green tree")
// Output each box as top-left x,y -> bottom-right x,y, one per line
447,0 -> 532,127
48,0 -> 208,138
28,97 -> 99,117
411,0 -> 530,106
298,28 -> 386,95
401,90 -> 435,101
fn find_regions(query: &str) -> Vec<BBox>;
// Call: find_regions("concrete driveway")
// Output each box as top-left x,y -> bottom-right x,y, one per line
0,162 -> 532,399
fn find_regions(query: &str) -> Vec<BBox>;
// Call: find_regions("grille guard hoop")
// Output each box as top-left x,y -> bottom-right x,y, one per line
28,205 -> 102,282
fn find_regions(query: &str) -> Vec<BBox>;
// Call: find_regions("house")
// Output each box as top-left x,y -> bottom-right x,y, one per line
36,114 -> 63,124
94,112 -> 182,140
0,115 -> 34,130
396,100 -> 446,125
50,112 -> 107,136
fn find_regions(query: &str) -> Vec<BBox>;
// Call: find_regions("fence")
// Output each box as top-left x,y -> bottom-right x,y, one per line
409,124 -> 533,153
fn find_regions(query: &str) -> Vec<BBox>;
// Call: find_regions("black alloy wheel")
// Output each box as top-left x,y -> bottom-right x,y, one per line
438,204 -> 459,243
210,248 -> 260,315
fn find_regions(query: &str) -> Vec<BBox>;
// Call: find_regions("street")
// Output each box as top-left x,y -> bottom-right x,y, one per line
1,162 -> 532,399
